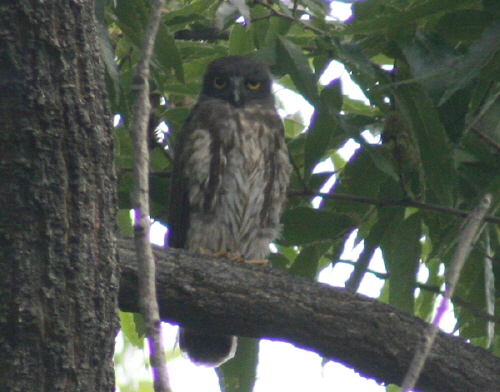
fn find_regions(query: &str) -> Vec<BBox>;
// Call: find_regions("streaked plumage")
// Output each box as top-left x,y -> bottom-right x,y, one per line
168,55 -> 291,366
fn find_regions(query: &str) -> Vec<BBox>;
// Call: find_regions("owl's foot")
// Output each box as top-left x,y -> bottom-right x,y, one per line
240,259 -> 269,266
229,252 -> 268,266
210,249 -> 269,266
197,248 -> 229,258
212,249 -> 233,259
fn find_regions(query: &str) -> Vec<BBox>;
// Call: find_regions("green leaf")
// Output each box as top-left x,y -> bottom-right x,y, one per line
264,18 -> 294,50
320,78 -> 343,111
380,211 -> 421,314
150,173 -> 170,219
435,10 -> 496,44
304,108 -> 338,176
155,23 -> 184,82
455,246 -> 487,339
228,24 -> 255,56
342,97 -> 381,117
339,45 -> 391,111
399,30 -> 458,103
302,79 -> 345,176
176,42 -> 228,67
268,251 -> 292,271
281,207 -> 355,246
119,311 -> 145,348
300,0 -> 329,18
164,0 -> 215,26
289,242 -> 331,279
114,0 -> 149,46
394,65 -> 457,206
217,338 -> 258,392
438,21 -> 500,105
137,381 -> 154,392
345,237 -> 379,292
415,258 -> 442,323
386,384 -> 402,392
358,143 -> 400,182
113,0 -> 184,84
327,147 -> 399,218
117,209 -> 133,237
276,36 -> 319,106
347,0 -> 466,35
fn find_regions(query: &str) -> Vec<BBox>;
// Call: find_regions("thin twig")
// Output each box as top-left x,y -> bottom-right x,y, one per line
289,189 -> 500,225
332,259 -> 500,324
472,126 -> 500,153
483,229 -> 495,348
345,241 -> 378,292
416,283 -> 500,324
332,258 -> 389,280
254,0 -> 325,35
130,0 -> 171,391
401,194 -> 492,392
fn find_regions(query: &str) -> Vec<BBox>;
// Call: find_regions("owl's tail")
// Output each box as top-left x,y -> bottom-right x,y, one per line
179,328 -> 237,367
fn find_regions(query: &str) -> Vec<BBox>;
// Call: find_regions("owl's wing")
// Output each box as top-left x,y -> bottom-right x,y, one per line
168,101 -> 223,248
167,117 -> 192,249
260,114 -> 292,228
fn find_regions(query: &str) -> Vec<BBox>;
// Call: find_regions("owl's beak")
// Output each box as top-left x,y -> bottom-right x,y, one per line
229,76 -> 244,107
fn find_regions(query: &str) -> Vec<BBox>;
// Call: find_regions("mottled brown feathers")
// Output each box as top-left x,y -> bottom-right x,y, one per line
168,55 -> 291,366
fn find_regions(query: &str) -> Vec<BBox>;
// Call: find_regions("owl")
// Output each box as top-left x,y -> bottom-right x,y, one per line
168,55 -> 291,366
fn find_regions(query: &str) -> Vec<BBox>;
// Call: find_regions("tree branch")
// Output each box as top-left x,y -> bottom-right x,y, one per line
334,258 -> 499,324
130,0 -> 171,389
290,190 -> 500,225
117,237 -> 500,392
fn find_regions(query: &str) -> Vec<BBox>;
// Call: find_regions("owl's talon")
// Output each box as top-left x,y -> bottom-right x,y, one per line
236,257 -> 269,267
212,249 -> 233,259
211,250 -> 268,266
198,248 -> 212,256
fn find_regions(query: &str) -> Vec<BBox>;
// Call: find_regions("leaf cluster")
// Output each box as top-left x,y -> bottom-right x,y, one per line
102,0 -> 500,389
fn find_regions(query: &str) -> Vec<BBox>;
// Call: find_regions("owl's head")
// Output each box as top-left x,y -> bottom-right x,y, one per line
201,56 -> 274,107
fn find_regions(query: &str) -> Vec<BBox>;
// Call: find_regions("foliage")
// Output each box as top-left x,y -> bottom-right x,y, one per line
104,0 -> 500,390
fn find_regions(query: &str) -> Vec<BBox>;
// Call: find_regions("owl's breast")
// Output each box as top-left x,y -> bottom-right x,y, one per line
218,109 -> 271,242
184,103 -> 285,258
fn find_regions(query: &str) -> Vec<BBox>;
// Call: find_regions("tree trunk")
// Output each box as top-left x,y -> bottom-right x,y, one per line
0,1 -> 118,391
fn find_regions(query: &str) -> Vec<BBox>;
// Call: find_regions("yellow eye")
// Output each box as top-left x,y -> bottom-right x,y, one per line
213,77 -> 227,89
246,81 -> 261,90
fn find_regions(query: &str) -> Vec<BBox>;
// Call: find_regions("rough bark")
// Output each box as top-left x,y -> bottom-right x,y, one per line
0,1 -> 118,392
118,237 -> 500,392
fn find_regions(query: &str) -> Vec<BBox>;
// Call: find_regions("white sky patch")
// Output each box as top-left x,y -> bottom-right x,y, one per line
319,230 -> 386,295
274,84 -> 314,128
320,60 -> 369,103
150,221 -> 167,247
329,1 -> 353,22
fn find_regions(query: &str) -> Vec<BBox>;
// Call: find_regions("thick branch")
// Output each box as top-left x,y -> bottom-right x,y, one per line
118,237 -> 500,392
